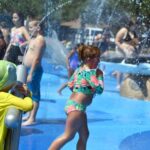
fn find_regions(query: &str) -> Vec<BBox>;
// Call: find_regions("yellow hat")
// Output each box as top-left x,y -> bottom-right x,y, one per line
0,60 -> 17,90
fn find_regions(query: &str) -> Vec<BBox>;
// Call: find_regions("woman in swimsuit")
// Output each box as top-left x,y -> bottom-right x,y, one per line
49,45 -> 104,150
4,11 -> 30,65
113,20 -> 139,89
115,20 -> 139,58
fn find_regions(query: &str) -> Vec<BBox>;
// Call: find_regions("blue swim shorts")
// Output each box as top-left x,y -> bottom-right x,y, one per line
27,65 -> 43,102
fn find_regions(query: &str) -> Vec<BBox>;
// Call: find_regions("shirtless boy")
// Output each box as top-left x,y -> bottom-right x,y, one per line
22,20 -> 45,126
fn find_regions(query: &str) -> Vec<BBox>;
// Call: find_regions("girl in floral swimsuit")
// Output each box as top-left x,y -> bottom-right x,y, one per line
4,11 -> 30,65
49,45 -> 104,150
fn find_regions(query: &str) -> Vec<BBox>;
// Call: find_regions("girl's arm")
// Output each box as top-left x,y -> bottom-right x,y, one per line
66,49 -> 75,69
23,26 -> 30,41
86,69 -> 104,94
115,27 -> 127,50
3,28 -> 13,60
20,27 -> 30,47
0,92 -> 33,111
3,43 -> 11,60
67,68 -> 78,90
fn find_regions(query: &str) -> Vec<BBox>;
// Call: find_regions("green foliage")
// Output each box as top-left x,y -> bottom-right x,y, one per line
110,0 -> 150,26
60,0 -> 88,21
0,0 -> 45,17
0,0 -> 149,27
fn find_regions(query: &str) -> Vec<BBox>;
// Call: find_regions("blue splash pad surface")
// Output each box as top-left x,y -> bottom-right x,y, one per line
19,62 -> 150,150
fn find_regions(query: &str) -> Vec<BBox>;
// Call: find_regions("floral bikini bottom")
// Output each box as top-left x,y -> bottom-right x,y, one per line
65,99 -> 86,114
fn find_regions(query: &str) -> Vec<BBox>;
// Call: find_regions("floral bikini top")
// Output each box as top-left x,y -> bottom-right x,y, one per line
68,66 -> 104,95
10,29 -> 26,46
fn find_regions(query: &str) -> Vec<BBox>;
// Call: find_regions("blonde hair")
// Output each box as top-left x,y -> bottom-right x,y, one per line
29,19 -> 45,34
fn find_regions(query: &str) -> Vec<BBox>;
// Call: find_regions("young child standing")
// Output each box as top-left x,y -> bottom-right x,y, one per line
57,44 -> 80,95
48,45 -> 104,150
22,19 -> 45,126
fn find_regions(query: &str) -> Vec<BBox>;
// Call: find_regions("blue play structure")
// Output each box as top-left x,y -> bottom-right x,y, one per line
19,59 -> 150,150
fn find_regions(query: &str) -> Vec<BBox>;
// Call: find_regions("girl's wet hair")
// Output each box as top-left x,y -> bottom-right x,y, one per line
78,44 -> 101,62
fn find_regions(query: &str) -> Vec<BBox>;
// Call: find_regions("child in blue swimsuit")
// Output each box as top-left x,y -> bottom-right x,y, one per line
49,45 -> 104,150
57,44 -> 80,95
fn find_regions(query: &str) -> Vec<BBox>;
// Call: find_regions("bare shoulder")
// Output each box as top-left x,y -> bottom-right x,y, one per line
36,35 -> 45,42
36,35 -> 45,43
116,27 -> 128,39
36,35 -> 45,47
118,27 -> 128,34
11,27 -> 16,32
20,26 -> 27,31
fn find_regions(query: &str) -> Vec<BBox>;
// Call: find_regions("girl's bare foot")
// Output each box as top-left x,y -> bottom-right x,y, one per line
22,119 -> 36,126
22,116 -> 29,121
57,89 -> 62,95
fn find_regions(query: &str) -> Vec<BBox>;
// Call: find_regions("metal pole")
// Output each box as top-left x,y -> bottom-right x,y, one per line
4,65 -> 27,150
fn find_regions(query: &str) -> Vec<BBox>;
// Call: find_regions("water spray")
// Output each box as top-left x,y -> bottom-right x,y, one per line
28,0 -> 72,41
22,0 -> 72,62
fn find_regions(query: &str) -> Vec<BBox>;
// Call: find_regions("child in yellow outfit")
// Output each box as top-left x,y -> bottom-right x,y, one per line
0,60 -> 33,150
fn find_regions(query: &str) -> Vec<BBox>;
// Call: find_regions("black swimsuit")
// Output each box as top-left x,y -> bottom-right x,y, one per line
124,30 -> 137,42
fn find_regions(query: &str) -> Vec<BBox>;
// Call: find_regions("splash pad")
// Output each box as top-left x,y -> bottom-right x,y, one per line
15,0 -> 150,149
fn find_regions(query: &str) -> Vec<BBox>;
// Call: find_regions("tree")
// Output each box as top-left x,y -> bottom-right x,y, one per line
0,0 -> 45,17
0,0 -> 149,30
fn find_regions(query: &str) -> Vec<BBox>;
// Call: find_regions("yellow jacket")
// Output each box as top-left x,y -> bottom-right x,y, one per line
0,92 -> 33,150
